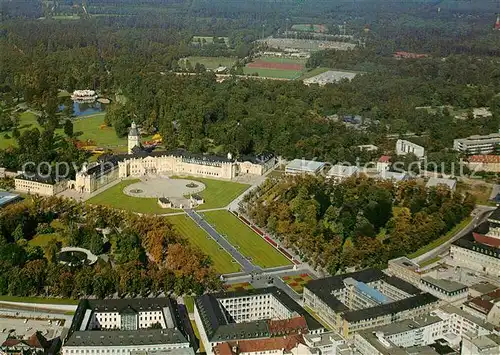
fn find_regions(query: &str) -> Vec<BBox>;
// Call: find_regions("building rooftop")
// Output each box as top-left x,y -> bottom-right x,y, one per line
421,276 -> 468,294
15,172 -> 62,185
469,282 -> 498,295
65,298 -> 187,348
467,334 -> 500,350
437,304 -> 496,332
377,171 -> 408,181
64,329 -> 188,347
0,191 -> 21,208
389,257 -> 420,272
327,165 -> 359,178
343,293 -> 438,323
368,315 -> 442,337
239,152 -> 275,165
195,287 -> 323,343
455,133 -> 500,145
468,155 -> 500,163
378,155 -> 391,163
425,177 -> 456,190
452,222 -> 500,260
285,159 -> 325,173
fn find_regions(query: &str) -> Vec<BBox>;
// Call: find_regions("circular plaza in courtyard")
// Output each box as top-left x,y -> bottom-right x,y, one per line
123,177 -> 206,202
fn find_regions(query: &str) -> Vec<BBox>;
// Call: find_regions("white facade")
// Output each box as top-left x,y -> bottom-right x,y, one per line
453,133 -> 500,154
449,243 -> 500,277
418,277 -> 468,304
15,176 -> 68,196
62,343 -> 191,355
396,139 -> 425,158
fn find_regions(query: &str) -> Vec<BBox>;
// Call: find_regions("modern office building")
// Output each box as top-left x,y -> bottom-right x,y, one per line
194,287 -> 324,355
285,159 -> 326,175
62,298 -> 194,355
450,207 -> 500,277
453,133 -> 500,154
303,269 -> 438,339
396,140 -> 425,158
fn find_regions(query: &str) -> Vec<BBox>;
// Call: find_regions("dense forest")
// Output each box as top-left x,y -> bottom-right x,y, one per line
243,175 -> 475,273
0,196 -> 221,298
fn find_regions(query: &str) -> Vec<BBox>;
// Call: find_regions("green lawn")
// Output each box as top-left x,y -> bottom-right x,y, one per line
167,215 -> 240,274
408,216 -> 473,259
202,210 -> 291,268
0,112 -> 42,149
291,24 -> 327,32
0,295 -> 78,305
243,67 -> 302,79
298,67 -> 331,80
224,282 -> 253,292
190,320 -> 205,353
28,233 -> 65,248
180,56 -> 236,70
171,176 -> 249,209
183,295 -> 194,313
87,180 -> 176,215
72,113 -> 128,148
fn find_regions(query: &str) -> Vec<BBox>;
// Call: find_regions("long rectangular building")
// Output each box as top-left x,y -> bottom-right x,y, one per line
62,298 -> 194,355
303,269 -> 439,339
453,133 -> 500,154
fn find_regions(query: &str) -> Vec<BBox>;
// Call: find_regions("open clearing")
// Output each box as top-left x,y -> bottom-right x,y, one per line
87,180 -> 176,215
167,215 -> 240,274
201,211 -> 291,268
244,56 -> 306,79
291,24 -> 327,33
28,233 -> 65,248
179,56 -> 236,70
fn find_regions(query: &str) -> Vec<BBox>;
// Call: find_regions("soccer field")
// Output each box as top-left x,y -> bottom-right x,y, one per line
179,56 -> 236,70
167,215 -> 240,274
202,211 -> 291,268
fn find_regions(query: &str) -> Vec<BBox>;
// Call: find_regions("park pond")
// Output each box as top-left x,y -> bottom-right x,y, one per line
58,101 -> 106,117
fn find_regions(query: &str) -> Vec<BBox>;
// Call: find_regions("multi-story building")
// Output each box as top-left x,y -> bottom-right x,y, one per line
467,155 -> 500,173
453,133 -> 500,154
354,315 -> 448,355
285,159 -> 326,175
461,334 -> 500,355
72,123 -> 276,193
450,207 -> 500,277
15,173 -> 68,196
194,287 -> 324,355
303,269 -> 438,339
62,298 -> 194,355
419,276 -> 468,304
462,288 -> 500,326
387,257 -> 421,285
396,139 -> 425,158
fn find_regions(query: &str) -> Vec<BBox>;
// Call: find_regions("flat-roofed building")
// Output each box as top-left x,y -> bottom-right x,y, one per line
377,171 -> 409,182
425,177 -> 456,191
285,159 -> 325,176
453,133 -> 500,154
462,288 -> 500,326
0,191 -> 21,208
396,140 -> 425,158
326,164 -> 359,182
419,276 -> 468,304
15,173 -> 68,196
387,257 -> 421,285
462,334 -> 500,355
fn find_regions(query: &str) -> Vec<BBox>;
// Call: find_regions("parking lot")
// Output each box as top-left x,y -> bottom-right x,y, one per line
0,315 -> 66,340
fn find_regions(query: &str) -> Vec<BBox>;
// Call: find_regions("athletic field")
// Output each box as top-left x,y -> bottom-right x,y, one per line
244,56 -> 306,79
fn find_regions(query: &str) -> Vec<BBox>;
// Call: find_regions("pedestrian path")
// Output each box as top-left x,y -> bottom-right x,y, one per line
184,209 -> 258,273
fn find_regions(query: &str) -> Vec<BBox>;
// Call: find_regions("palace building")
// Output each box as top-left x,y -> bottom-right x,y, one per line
72,122 -> 276,194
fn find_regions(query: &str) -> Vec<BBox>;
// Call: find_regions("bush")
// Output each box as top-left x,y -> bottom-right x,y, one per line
3,134 -> 10,139
36,223 -> 55,235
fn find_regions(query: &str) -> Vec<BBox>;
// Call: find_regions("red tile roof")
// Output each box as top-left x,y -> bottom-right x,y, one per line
213,335 -> 304,354
267,316 -> 308,336
378,155 -> 391,163
473,232 -> 500,248
468,155 -> 500,163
